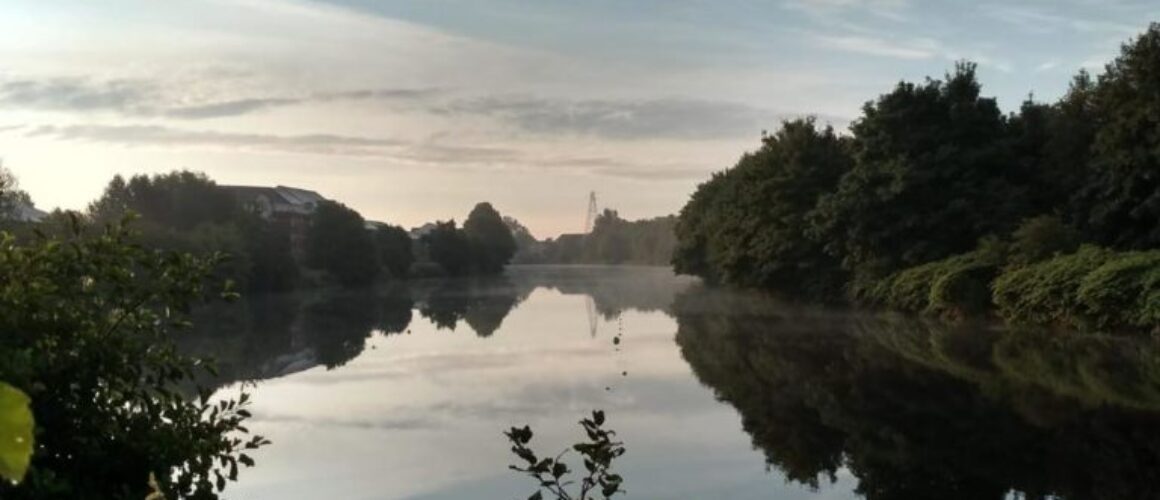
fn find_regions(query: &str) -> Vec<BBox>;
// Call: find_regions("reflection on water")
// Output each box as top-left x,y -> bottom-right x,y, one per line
186,266 -> 1160,499
675,287 -> 1160,500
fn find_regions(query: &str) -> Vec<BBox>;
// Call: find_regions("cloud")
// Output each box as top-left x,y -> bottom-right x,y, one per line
162,98 -> 302,119
20,122 -> 706,181
785,0 -> 912,23
0,73 -> 831,141
1035,60 -> 1061,72
24,124 -> 405,156
433,96 -> 802,140
813,34 -> 936,60
983,3 -> 1140,36
0,74 -> 440,120
0,77 -> 157,114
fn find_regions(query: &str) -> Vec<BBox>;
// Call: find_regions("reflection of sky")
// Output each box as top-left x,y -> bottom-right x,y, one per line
226,287 -> 857,499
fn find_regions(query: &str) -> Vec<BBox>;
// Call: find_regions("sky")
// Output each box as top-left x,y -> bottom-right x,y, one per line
0,0 -> 1154,238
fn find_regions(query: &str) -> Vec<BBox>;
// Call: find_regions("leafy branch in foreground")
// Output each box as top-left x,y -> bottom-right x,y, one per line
0,214 -> 268,499
505,410 -> 625,500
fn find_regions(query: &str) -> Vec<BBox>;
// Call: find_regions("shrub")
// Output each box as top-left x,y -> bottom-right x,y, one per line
992,246 -> 1113,328
0,216 -> 267,499
1076,251 -> 1160,330
927,261 -> 998,318
1006,215 -> 1081,268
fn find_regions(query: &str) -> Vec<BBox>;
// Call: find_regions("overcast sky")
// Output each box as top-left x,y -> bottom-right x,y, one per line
0,0 -> 1154,237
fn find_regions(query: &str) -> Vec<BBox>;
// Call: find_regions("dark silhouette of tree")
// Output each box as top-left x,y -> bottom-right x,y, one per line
304,200 -> 379,287
373,224 -> 414,279
87,171 -> 297,293
463,202 -> 517,274
422,220 -> 472,276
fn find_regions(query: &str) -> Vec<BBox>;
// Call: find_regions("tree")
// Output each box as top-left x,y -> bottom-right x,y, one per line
89,171 -> 240,230
505,216 -> 545,264
811,63 -> 1022,278
0,165 -> 36,227
373,224 -> 414,279
673,118 -> 852,299
88,171 -> 298,293
1073,23 -> 1160,248
304,200 -> 380,287
463,202 -> 517,274
422,220 -> 472,276
0,216 -> 266,499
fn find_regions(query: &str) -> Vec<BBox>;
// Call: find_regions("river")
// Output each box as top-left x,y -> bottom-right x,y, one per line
183,265 -> 1160,499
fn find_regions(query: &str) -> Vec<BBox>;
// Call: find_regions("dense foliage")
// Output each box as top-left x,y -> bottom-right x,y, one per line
304,200 -> 380,287
89,171 -> 299,293
372,224 -> 414,279
0,216 -> 266,499
463,202 -> 517,274
420,203 -> 518,276
673,119 -> 850,299
673,23 -> 1160,332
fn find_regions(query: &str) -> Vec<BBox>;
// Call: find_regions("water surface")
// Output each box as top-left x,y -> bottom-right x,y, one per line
188,266 -> 1160,499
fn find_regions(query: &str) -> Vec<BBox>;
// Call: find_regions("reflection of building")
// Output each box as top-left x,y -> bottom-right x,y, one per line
221,185 -> 326,259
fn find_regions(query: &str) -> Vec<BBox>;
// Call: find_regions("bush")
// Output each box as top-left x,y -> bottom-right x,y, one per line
862,253 -> 989,315
992,246 -> 1113,328
881,261 -> 947,313
1076,251 -> 1160,330
0,216 -> 267,499
927,262 -> 998,318
1007,215 -> 1081,268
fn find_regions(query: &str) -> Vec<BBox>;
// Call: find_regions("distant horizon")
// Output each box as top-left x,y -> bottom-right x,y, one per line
2,0 -> 1155,238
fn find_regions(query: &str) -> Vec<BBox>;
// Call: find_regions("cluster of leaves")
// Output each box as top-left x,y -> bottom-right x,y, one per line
673,23 -> 1160,324
0,215 -> 267,499
420,202 -> 517,276
506,411 -> 625,500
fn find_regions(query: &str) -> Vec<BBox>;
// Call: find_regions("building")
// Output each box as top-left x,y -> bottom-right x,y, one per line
12,200 -> 47,223
221,185 -> 327,259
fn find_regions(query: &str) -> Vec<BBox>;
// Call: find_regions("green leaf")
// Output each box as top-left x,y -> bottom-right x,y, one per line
0,382 -> 34,484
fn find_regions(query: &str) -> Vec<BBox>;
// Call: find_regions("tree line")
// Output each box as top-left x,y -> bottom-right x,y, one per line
21,170 -> 519,291
674,23 -> 1160,332
515,210 -> 677,266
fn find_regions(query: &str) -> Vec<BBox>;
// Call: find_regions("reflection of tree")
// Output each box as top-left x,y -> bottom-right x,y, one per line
302,291 -> 379,369
508,266 -> 695,320
674,286 -> 1160,499
378,284 -> 414,335
184,287 -> 417,384
416,276 -> 521,337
